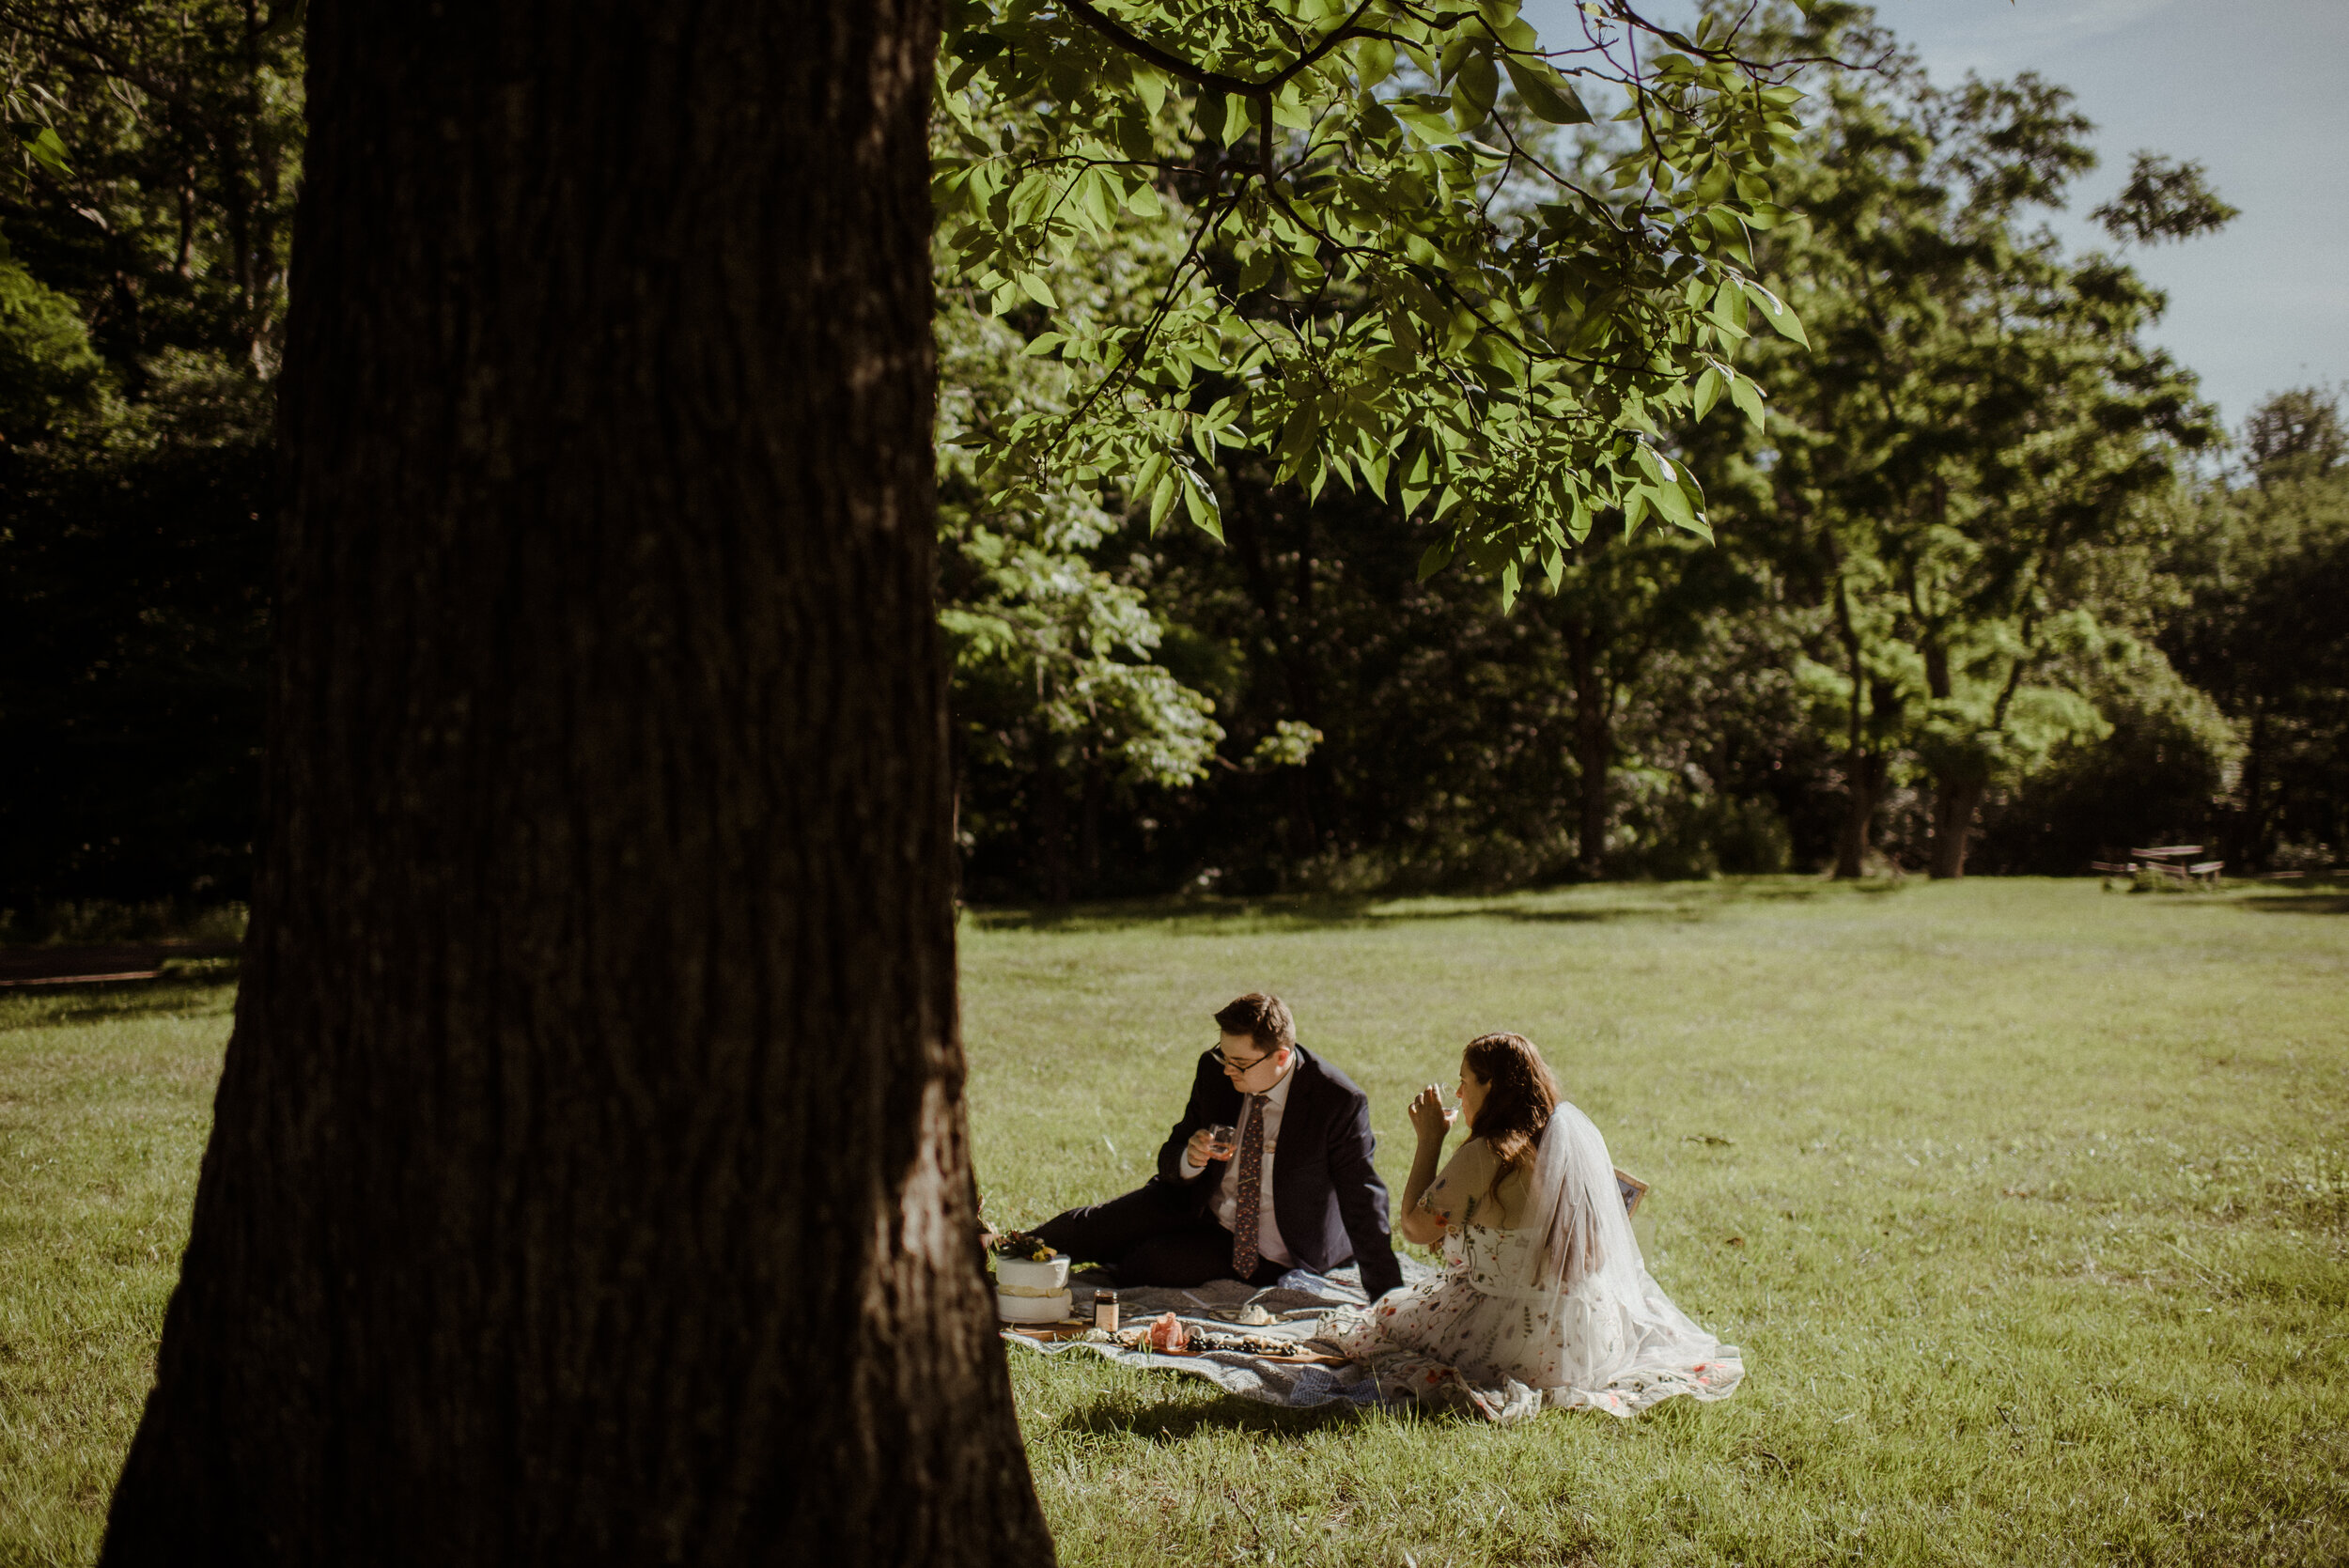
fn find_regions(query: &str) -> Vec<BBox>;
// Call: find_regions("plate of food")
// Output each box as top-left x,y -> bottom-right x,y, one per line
1116,1312 -> 1349,1365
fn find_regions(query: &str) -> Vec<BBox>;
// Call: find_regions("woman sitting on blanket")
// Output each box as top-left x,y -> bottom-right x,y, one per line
1317,1032 -> 1743,1421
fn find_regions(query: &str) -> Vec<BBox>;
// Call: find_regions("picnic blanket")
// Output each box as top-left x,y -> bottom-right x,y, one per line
1000,1260 -> 1441,1413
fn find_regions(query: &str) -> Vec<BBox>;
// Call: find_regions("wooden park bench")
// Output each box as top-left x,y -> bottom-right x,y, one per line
2092,846 -> 2222,891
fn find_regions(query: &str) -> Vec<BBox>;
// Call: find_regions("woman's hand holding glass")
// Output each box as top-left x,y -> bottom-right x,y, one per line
1407,1084 -> 1458,1143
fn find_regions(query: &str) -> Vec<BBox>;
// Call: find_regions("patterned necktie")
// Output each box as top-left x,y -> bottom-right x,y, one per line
1230,1092 -> 1268,1280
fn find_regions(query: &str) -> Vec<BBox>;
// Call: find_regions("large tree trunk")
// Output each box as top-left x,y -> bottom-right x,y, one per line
1563,609 -> 1610,880
1034,737 -> 1070,904
1833,752 -> 1884,879
102,4 -> 1052,1563
1831,574 -> 1876,880
2236,702 -> 2268,871
1223,477 -> 1322,858
1927,774 -> 1984,879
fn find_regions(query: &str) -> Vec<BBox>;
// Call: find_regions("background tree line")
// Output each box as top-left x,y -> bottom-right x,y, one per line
2,1 -> 2341,924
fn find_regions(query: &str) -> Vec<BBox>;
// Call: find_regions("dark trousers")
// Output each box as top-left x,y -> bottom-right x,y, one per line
1034,1180 -> 1289,1289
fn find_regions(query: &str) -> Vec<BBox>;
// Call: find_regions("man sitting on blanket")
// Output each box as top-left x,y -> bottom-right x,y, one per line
1034,993 -> 1404,1298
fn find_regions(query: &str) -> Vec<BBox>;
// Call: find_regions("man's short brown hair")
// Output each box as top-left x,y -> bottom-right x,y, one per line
1214,993 -> 1295,1056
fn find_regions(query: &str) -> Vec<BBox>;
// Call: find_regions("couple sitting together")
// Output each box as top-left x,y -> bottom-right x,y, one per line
1033,993 -> 1741,1418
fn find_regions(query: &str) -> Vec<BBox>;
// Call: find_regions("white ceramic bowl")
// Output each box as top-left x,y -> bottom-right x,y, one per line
995,1289 -> 1073,1323
994,1252 -> 1071,1292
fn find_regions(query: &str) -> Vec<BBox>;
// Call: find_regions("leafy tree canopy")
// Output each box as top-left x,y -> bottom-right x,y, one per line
934,0 -> 1835,608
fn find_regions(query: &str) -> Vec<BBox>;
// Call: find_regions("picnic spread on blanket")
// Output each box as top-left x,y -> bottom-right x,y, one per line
993,1167 -> 1743,1426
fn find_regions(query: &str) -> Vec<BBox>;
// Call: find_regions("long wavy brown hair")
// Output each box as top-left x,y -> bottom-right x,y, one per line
1462,1032 -> 1560,1202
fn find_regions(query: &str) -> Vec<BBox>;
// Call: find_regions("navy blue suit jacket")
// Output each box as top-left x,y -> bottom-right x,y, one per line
1153,1044 -> 1403,1298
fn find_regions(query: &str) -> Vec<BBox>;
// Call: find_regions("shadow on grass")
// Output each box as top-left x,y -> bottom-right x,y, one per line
2234,894 -> 2349,916
966,877 -> 1887,938
0,973 -> 240,1031
1048,1387 -> 1397,1444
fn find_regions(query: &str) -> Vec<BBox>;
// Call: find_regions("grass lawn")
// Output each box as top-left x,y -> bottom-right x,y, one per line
5,878 -> 2345,1565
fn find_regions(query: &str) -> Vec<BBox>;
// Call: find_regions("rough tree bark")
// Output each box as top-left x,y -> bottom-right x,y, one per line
1927,776 -> 1984,879
1562,608 -> 1611,881
1224,477 -> 1323,858
1034,736 -> 1071,904
1921,636 -> 1979,879
1831,573 -> 1879,880
101,3 -> 1053,1563
1833,750 -> 1887,879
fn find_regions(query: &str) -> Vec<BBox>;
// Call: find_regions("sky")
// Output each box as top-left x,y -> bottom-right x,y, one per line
1522,0 -> 2349,433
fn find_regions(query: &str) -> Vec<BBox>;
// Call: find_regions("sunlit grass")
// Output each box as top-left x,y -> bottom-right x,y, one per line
2,879 -> 2342,1564
0,981 -> 230,1568
964,878 -> 2349,1566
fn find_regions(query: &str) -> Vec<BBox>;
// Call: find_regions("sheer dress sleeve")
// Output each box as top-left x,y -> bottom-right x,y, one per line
1418,1138 -> 1500,1230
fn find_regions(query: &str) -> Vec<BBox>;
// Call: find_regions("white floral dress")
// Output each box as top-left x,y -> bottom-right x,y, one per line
1319,1135 -> 1741,1423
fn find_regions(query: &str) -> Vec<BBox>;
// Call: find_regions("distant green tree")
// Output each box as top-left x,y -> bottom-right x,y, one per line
0,0 -> 302,370
2160,391 -> 2349,867
938,286 -> 1226,900
0,242 -> 104,433
930,207 -> 1239,899
2091,151 -> 2239,249
2239,384 -> 2347,490
1731,31 -> 2227,877
0,3 -> 295,912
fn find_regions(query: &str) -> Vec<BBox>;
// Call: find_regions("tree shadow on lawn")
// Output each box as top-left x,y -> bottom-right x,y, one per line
2233,894 -> 2349,915
0,975 -> 239,1032
967,878 -> 1866,938
1048,1385 -> 1429,1444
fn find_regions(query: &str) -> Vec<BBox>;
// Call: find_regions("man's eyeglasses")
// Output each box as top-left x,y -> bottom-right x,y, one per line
1219,1049 -> 1272,1073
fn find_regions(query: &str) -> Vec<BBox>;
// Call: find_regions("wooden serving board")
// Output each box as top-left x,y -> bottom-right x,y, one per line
1003,1323 -> 1350,1364
1003,1322 -> 1093,1341
1141,1342 -> 1351,1366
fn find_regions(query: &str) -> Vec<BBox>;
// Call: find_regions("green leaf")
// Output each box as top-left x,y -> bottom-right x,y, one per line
1356,38 -> 1396,89
1276,401 -> 1321,467
1017,272 -> 1057,308
1021,332 -> 1067,358
1417,541 -> 1455,582
1077,171 -> 1116,232
1729,372 -> 1766,430
1744,281 -> 1810,348
1132,67 -> 1168,116
1455,55 -> 1501,127
1126,182 -> 1163,218
1196,91 -> 1228,142
1132,448 -> 1171,504
1501,58 -> 1592,126
24,125 -> 70,176
1392,101 -> 1461,147
1692,365 -> 1724,419
1183,472 -> 1222,540
1149,470 -> 1180,533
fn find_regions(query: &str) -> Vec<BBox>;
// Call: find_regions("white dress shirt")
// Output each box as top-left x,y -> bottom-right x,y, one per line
1180,1056 -> 1298,1268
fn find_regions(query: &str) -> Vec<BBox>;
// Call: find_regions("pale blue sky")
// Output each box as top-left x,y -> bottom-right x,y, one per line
1523,0 -> 2349,431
